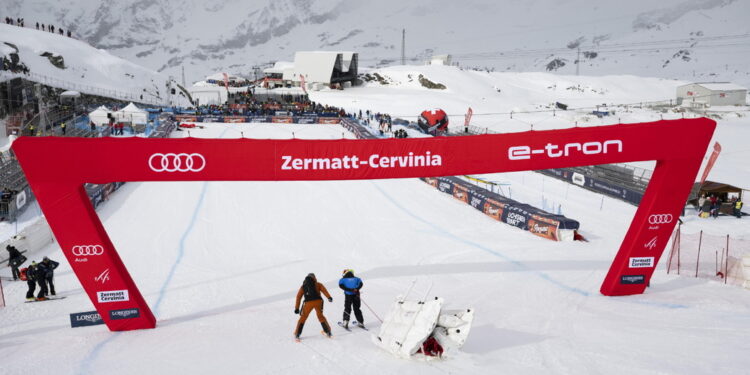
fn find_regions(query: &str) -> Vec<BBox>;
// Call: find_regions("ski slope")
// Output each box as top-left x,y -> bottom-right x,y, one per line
1,122 -> 749,375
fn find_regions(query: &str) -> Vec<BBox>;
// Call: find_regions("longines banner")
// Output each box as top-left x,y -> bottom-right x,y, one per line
12,118 -> 715,331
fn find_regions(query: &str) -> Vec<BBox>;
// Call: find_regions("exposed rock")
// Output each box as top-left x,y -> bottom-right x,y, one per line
418,74 -> 446,90
39,52 -> 66,69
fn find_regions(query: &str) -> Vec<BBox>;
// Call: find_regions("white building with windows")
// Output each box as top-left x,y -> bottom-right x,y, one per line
677,82 -> 748,107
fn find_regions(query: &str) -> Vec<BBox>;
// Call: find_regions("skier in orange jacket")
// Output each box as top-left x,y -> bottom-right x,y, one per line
294,273 -> 333,340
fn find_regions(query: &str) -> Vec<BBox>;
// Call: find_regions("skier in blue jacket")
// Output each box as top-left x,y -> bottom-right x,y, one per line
339,269 -> 364,329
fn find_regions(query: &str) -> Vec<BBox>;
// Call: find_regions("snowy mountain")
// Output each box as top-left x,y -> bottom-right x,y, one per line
0,23 -> 187,106
2,0 -> 749,86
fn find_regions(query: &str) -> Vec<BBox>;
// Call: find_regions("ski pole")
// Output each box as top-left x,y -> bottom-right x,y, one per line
360,297 -> 383,323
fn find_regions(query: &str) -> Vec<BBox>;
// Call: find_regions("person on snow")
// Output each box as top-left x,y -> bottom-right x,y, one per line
293,273 -> 333,340
41,256 -> 59,296
338,269 -> 364,329
34,260 -> 49,300
24,261 -> 38,301
6,244 -> 23,280
734,198 -> 743,218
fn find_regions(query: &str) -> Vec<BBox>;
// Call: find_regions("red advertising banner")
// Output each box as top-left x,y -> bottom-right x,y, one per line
12,118 -> 716,331
699,142 -> 722,185
271,117 -> 294,124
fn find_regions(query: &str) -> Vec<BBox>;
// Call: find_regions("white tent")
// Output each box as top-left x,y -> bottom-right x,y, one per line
115,103 -> 148,124
88,106 -> 112,126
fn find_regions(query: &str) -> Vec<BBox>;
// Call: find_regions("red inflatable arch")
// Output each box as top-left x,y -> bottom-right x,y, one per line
12,118 -> 715,331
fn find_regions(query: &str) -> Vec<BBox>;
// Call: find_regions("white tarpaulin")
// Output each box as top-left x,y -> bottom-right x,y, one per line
374,297 -> 444,358
115,102 -> 148,124
433,309 -> 474,350
88,106 -> 112,126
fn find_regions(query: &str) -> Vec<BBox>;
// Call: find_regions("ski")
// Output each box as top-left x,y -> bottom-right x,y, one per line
321,330 -> 332,338
352,321 -> 369,331
25,296 -> 67,303
337,321 -> 352,331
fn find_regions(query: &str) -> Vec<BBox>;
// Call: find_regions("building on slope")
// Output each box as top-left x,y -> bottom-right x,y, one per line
677,82 -> 748,107
262,52 -> 359,90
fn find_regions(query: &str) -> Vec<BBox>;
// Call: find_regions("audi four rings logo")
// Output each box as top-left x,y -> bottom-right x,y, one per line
648,214 -> 673,224
72,245 -> 104,256
148,153 -> 206,172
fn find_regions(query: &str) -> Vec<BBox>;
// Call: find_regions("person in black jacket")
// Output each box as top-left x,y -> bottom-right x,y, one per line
41,256 -> 59,296
24,262 -> 37,301
6,244 -> 23,280
34,261 -> 49,300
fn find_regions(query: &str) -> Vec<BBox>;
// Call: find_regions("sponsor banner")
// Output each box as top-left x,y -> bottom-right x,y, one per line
620,275 -> 646,284
452,184 -> 470,203
318,117 -> 341,124
295,117 -> 318,124
421,177 -> 438,188
224,116 -> 247,123
70,311 -> 104,328
502,205 -> 530,230
629,257 -> 655,268
97,290 -> 130,303
528,215 -> 560,241
201,116 -> 222,123
483,199 -> 504,221
15,190 -> 27,210
572,172 -> 586,186
272,116 -> 294,124
468,191 -> 486,210
249,116 -> 271,123
174,115 -> 198,122
437,179 -> 454,194
110,308 -> 141,320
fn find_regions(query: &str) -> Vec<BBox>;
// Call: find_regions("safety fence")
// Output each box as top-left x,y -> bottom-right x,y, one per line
666,226 -> 750,288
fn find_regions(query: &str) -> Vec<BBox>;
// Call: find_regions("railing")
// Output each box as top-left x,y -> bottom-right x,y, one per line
1,71 -> 168,106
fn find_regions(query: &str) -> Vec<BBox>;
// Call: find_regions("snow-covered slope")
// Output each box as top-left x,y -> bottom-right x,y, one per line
0,23 -> 181,105
1,122 -> 749,375
2,0 -> 748,86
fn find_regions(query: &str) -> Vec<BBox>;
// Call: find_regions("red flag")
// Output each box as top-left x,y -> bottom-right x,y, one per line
300,75 -> 308,95
464,107 -> 473,127
699,142 -> 722,185
222,73 -> 229,92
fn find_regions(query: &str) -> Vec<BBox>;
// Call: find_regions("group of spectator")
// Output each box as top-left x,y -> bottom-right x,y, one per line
5,244 -> 59,301
3,16 -> 73,38
698,195 -> 745,219
205,79 -> 253,88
